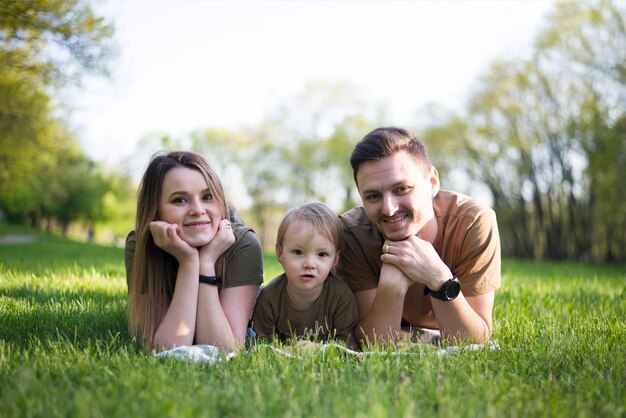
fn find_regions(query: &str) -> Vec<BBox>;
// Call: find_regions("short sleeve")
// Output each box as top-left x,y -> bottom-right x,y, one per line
336,209 -> 382,292
250,287 -> 278,340
223,227 -> 264,288
454,207 -> 502,296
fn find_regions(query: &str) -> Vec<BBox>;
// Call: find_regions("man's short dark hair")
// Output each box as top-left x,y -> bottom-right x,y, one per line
350,127 -> 432,184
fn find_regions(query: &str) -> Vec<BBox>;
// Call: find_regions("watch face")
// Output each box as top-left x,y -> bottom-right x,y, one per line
444,278 -> 461,300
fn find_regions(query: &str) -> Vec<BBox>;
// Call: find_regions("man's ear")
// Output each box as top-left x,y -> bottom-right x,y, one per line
430,166 -> 440,197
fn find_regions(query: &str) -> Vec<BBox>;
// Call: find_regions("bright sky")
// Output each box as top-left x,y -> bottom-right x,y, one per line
71,0 -> 555,167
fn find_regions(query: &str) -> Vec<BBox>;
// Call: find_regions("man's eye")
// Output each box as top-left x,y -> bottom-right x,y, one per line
395,186 -> 411,195
365,194 -> 379,202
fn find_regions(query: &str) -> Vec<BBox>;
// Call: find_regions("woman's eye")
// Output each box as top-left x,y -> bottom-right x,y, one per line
203,193 -> 213,201
172,197 -> 187,204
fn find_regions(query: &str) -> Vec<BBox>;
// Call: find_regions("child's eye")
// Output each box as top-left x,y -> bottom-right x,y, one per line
318,252 -> 329,257
293,249 -> 303,255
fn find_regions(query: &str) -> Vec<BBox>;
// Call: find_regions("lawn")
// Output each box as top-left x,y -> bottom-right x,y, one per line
0,226 -> 624,417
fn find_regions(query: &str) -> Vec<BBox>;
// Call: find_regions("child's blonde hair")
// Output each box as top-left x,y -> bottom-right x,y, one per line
276,202 -> 343,252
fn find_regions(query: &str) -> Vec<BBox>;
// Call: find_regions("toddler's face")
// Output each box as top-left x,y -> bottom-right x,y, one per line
277,223 -> 339,294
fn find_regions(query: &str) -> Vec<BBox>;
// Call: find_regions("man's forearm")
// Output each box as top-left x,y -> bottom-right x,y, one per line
355,279 -> 409,344
430,294 -> 492,344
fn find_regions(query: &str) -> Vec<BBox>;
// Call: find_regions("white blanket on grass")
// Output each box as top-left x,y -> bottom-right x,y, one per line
156,341 -> 500,365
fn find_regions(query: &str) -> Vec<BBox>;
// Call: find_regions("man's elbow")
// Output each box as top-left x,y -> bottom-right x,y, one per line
470,320 -> 492,344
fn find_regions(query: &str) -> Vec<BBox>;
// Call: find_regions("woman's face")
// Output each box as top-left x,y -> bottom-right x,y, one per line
158,167 -> 222,247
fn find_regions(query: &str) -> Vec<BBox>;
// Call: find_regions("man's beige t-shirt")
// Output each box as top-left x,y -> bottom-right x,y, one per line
336,190 -> 501,326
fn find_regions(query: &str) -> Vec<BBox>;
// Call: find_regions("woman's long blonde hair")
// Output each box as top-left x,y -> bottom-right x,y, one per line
128,151 -> 230,346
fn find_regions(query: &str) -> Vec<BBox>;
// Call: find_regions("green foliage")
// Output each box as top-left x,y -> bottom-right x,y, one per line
132,81 -> 383,247
97,173 -> 136,240
5,0 -> 623,261
262,250 -> 282,283
0,0 -> 120,236
267,80 -> 382,209
0,231 -> 624,417
0,0 -> 116,85
426,0 -> 626,261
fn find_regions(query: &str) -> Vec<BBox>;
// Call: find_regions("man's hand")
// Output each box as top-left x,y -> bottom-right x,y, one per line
150,221 -> 197,262
379,262 -> 412,293
381,235 -> 452,291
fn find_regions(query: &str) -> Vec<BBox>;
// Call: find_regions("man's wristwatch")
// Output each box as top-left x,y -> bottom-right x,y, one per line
199,275 -> 222,286
424,277 -> 461,301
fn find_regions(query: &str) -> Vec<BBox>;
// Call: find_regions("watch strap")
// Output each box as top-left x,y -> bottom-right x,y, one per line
199,275 -> 222,286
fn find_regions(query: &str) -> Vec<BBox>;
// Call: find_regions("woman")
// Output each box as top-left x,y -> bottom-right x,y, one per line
125,151 -> 263,352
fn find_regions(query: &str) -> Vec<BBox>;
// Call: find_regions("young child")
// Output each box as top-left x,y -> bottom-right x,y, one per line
251,202 -> 359,350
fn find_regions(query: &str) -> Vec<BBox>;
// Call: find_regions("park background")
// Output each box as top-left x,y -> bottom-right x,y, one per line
2,0 -> 624,262
1,1 -> 625,417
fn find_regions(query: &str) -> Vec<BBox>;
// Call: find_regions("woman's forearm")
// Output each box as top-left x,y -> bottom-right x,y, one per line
152,257 -> 200,350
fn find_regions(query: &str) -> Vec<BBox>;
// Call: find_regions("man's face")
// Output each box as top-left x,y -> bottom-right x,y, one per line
356,150 -> 439,242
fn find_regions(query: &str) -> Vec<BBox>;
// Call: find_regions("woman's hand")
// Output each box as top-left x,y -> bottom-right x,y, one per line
199,219 -> 236,266
149,221 -> 198,263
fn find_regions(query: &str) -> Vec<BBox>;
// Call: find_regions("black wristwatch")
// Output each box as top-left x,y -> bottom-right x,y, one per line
199,275 -> 222,286
424,277 -> 461,301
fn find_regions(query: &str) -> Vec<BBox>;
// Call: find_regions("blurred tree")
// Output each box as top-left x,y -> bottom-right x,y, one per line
122,132 -> 183,183
239,121 -> 288,248
453,0 -> 626,261
48,146 -> 109,234
189,127 -> 250,207
418,104 -> 471,194
98,170 -> 136,241
536,0 -> 626,261
0,53 -> 55,222
326,114 -> 376,212
0,0 -> 117,232
465,59 -> 556,258
0,0 -> 116,87
266,80 -> 384,211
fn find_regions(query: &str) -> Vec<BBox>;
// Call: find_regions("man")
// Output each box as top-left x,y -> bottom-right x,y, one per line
336,127 -> 500,344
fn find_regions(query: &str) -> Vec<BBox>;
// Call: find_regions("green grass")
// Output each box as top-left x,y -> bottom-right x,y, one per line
1,226 -> 624,417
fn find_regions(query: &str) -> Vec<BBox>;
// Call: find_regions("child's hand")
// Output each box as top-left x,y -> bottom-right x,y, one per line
149,221 -> 197,262
199,219 -> 236,265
